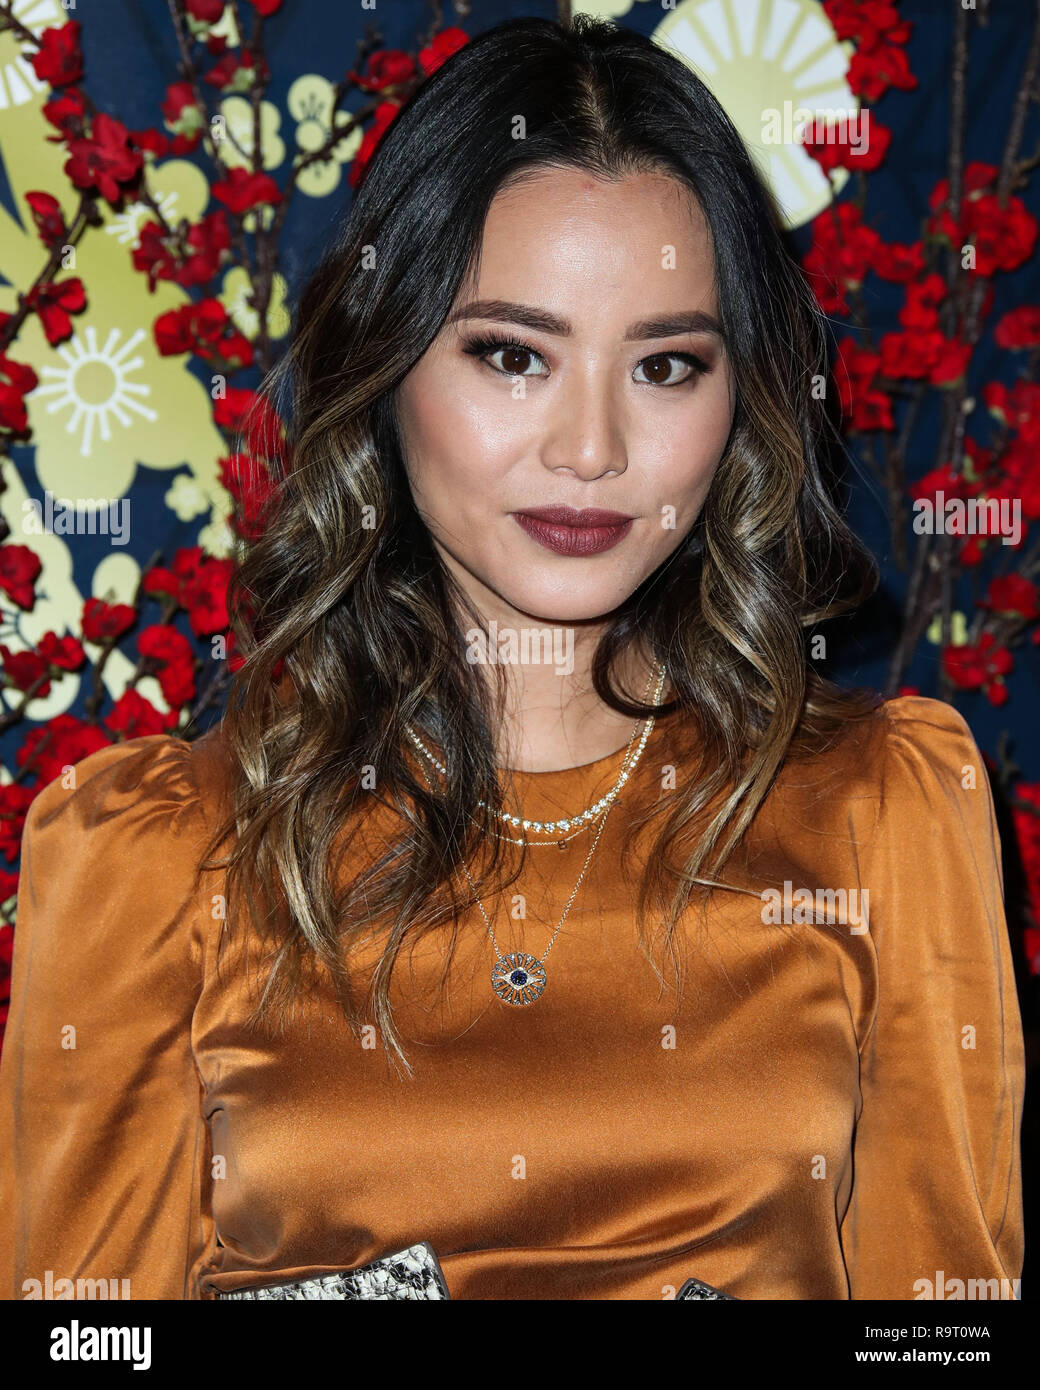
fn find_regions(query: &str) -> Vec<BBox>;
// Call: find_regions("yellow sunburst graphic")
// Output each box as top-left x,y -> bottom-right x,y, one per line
576,0 -> 854,228
31,325 -> 158,464
0,0 -> 63,110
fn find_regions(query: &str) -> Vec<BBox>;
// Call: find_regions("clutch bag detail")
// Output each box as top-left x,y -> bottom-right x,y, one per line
215,1240 -> 736,1301
676,1275 -> 737,1300
216,1242 -> 450,1300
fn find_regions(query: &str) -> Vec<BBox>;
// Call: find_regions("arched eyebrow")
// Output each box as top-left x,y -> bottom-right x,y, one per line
446,299 -> 724,343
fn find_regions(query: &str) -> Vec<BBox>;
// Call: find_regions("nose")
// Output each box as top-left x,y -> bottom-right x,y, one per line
539,364 -> 629,481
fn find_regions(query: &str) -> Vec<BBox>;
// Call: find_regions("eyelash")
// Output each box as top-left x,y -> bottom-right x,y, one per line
460,334 -> 711,387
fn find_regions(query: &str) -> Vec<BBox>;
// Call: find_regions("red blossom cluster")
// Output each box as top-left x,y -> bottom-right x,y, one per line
0,5 -> 474,1039
154,298 -> 254,369
346,27 -> 470,188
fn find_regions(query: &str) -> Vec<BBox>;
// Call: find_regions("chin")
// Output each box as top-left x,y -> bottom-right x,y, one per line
489,574 -> 634,626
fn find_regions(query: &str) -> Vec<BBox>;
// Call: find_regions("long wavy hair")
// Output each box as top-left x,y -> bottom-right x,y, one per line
201,13 -> 881,1075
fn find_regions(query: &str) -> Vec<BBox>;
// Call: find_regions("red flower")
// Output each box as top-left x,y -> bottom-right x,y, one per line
1012,785 -> 1040,945
161,81 -> 206,137
978,575 -> 1039,621
42,87 -> 87,139
909,463 -> 973,506
897,273 -> 947,332
137,625 -> 197,707
204,52 -> 269,91
0,544 -> 42,609
942,632 -> 1013,705
213,387 -> 287,464
154,298 -> 253,368
350,49 -> 417,93
64,112 -> 143,206
0,784 -> 36,863
184,559 -> 234,637
25,278 -> 86,346
148,547 -> 235,637
995,306 -> 1040,350
803,202 -> 881,315
929,336 -> 973,387
871,239 -> 926,283
1025,927 -> 1040,977
138,624 -> 193,665
878,327 -> 942,380
966,194 -> 1038,276
833,338 -> 892,431
25,191 -> 67,248
81,596 -> 136,642
30,22 -> 83,88
418,27 -> 469,76
824,0 -> 913,47
0,355 -> 39,437
142,565 -> 178,600
987,436 -> 1040,523
37,632 -> 87,670
104,688 -> 179,738
247,0 -> 283,13
211,167 -> 282,214
178,210 -> 233,287
0,646 -> 51,696
982,379 -> 1040,444
132,211 -> 231,293
132,220 -> 178,292
803,118 -> 891,173
349,101 -> 401,189
16,715 -> 111,790
846,41 -> 917,103
220,453 -> 279,540
186,0 -> 225,20
160,658 -> 197,707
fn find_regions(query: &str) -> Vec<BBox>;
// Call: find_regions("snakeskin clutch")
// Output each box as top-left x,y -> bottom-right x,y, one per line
215,1240 -> 737,1300
675,1275 -> 737,1300
216,1242 -> 450,1300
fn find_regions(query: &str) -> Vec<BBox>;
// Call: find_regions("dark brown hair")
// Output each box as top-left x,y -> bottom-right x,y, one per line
203,14 -> 880,1074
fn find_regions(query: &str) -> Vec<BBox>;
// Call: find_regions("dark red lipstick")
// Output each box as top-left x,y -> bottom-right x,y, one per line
512,505 -> 635,556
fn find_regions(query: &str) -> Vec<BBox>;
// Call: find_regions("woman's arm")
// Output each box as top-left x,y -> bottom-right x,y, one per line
0,736 -> 217,1300
840,696 -> 1025,1300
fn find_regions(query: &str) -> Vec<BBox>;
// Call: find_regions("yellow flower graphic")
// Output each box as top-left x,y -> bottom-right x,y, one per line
288,74 -> 363,199
221,264 -> 290,340
217,94 -> 286,171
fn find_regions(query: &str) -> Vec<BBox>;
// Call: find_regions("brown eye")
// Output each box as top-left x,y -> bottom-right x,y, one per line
499,346 -> 534,375
633,352 -> 709,387
641,355 -> 674,385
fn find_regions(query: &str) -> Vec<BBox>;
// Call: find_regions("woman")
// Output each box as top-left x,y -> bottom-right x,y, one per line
0,14 -> 1024,1301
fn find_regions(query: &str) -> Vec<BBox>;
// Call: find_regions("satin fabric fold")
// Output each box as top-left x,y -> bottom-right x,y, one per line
0,695 -> 1024,1299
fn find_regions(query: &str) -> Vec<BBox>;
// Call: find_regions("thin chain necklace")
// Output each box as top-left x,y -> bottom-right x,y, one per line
406,663 -> 664,848
410,661 -> 667,1006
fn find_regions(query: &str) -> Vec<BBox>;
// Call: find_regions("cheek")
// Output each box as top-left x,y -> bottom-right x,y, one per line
398,372 -> 519,498
639,380 -> 734,515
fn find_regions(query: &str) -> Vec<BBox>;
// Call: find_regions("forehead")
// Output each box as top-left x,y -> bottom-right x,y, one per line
467,165 -> 717,308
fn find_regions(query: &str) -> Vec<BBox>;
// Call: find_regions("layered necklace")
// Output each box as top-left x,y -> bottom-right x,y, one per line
405,661 -> 668,1005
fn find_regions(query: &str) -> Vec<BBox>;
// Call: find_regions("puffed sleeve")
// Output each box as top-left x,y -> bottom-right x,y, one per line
840,695 -> 1025,1299
0,735 -> 218,1301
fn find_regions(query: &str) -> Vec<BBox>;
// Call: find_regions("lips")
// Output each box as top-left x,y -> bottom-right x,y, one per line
512,505 -> 635,557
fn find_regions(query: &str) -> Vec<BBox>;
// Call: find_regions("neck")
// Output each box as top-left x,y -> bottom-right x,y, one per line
449,594 -> 659,773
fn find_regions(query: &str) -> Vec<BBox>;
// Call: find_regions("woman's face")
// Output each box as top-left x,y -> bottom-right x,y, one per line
395,166 -> 736,626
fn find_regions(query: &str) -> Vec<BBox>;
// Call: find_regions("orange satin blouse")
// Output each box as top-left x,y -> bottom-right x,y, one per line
0,694 -> 1025,1300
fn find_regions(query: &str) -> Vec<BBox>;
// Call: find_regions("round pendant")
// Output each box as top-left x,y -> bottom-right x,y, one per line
491,952 -> 547,1006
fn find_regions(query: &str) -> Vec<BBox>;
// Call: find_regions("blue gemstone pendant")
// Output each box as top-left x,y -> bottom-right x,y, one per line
491,952 -> 547,1006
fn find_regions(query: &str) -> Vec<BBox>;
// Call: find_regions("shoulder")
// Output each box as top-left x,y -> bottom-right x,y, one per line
872,694 -> 987,802
23,722 -> 235,861
782,694 -> 984,797
742,695 -> 991,878
15,726 -> 238,980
